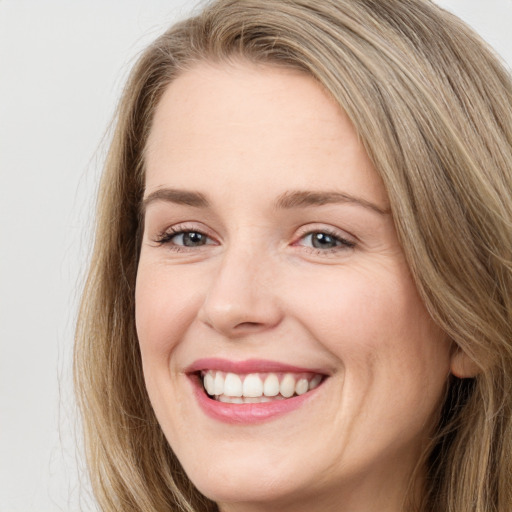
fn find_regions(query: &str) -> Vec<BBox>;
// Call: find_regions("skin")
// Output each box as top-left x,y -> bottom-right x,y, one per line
135,61 -> 457,512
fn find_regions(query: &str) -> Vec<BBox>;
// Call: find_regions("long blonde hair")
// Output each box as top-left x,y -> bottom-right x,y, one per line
75,1 -> 512,510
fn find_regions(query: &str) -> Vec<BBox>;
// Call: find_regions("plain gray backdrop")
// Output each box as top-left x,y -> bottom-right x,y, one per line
1,1 -> 511,510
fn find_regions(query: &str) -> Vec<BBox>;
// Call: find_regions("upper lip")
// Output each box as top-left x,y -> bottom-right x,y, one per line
185,358 -> 330,375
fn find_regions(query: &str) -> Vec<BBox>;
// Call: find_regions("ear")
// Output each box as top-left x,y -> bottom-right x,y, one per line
450,347 -> 481,378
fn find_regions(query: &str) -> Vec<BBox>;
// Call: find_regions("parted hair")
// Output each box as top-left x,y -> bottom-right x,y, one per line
74,1 -> 512,510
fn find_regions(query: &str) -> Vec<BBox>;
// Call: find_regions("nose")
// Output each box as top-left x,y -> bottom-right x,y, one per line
198,245 -> 283,338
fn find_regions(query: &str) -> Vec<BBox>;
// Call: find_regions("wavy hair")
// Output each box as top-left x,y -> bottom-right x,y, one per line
74,1 -> 512,510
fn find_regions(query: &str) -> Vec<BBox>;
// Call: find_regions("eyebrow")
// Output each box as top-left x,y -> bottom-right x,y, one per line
142,188 -> 210,212
275,190 -> 391,215
141,187 -> 390,215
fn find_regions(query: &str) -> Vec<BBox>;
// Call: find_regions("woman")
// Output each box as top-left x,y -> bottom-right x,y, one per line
74,0 -> 512,511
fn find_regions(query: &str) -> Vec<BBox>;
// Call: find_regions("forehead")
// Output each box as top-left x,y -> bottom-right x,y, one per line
144,61 -> 389,209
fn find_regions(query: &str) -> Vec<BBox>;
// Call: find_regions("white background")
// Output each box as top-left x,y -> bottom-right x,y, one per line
0,1 -> 511,510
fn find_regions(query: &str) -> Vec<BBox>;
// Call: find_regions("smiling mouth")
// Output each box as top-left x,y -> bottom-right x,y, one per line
200,370 -> 324,404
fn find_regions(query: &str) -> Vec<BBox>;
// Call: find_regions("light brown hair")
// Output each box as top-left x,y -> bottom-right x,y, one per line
75,1 -> 512,510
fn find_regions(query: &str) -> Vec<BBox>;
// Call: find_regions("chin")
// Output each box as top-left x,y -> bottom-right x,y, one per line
191,467 -> 311,510
174,442 -> 322,508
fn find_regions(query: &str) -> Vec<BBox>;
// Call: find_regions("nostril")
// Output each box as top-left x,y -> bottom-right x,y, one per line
236,322 -> 262,329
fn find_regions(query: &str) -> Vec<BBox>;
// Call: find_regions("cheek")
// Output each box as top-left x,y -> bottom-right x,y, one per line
292,265 -> 451,447
285,263 -> 451,386
135,261 -> 204,357
286,265 -> 403,342
134,261 -> 207,436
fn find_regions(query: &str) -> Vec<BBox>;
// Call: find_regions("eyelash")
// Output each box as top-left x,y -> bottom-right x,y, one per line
153,225 -> 214,252
153,225 -> 356,254
294,228 -> 356,254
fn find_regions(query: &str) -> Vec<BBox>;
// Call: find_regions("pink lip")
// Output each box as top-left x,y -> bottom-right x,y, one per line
186,358 -> 327,425
185,357 -> 328,375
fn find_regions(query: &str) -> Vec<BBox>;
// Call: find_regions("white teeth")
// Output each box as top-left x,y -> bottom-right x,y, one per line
243,396 -> 265,403
204,372 -> 215,395
224,373 -> 243,397
309,374 -> 322,390
295,378 -> 309,395
216,395 -> 274,404
243,373 -> 263,397
202,370 -> 324,401
214,372 -> 224,395
263,374 -> 280,397
280,374 -> 296,398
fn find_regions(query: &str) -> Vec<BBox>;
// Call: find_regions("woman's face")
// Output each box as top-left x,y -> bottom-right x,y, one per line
136,61 -> 453,512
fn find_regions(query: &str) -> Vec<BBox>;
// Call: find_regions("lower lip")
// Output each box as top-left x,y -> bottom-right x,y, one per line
190,376 -> 323,424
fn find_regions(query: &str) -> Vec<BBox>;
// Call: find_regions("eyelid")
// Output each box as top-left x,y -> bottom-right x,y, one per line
293,224 -> 356,244
150,221 -> 356,254
152,222 -> 219,247
291,224 -> 357,256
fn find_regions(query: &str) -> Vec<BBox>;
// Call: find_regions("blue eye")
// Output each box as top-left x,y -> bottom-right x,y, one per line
299,231 -> 355,251
172,231 -> 208,247
156,229 -> 214,248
